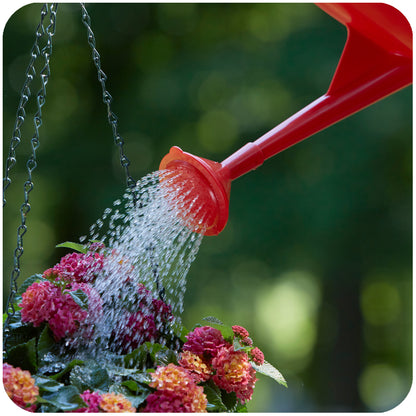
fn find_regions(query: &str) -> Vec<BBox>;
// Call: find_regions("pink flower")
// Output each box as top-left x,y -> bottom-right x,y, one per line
235,366 -> 258,404
242,336 -> 253,346
48,291 -> 87,341
183,326 -> 227,358
48,283 -> 100,341
250,347 -> 265,365
3,363 -> 39,412
19,281 -> 59,326
211,345 -> 257,403
75,390 -> 135,413
43,251 -> 104,284
142,390 -> 189,413
20,278 -> 102,341
77,390 -> 102,413
232,325 -> 250,339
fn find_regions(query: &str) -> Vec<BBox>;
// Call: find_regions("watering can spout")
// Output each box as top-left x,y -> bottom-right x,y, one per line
159,3 -> 412,236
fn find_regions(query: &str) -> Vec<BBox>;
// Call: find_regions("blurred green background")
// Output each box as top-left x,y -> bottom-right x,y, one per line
3,3 -> 412,412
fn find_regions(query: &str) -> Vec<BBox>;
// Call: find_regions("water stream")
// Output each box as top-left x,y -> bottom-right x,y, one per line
66,170 -> 206,361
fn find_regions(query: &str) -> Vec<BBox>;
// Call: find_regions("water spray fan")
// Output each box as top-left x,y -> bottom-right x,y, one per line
160,3 -> 412,236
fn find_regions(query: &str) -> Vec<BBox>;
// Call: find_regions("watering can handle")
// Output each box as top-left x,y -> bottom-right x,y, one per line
221,3 -> 412,181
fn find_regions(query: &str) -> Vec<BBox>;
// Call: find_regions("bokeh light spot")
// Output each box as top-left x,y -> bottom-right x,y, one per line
255,271 -> 321,364
358,364 -> 409,411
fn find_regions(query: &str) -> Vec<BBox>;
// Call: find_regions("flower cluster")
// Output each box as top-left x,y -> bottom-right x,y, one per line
112,284 -> 173,354
178,325 -> 262,405
19,279 -> 101,341
3,363 -> 39,412
77,390 -> 136,413
142,363 -> 207,412
43,245 -> 104,284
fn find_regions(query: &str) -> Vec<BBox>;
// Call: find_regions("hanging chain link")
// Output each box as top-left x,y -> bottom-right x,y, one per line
3,4 -> 49,207
3,3 -> 58,353
80,3 -> 136,191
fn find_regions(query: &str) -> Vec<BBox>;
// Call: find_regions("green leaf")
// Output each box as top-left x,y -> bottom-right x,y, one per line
221,390 -> 238,411
122,379 -> 141,392
202,316 -> 234,341
37,385 -> 85,411
109,383 -> 151,408
70,362 -> 110,392
130,371 -> 153,385
236,403 -> 248,412
67,289 -> 89,310
202,316 -> 225,326
233,337 -> 252,353
123,342 -> 177,369
3,315 -> 39,349
37,326 -> 56,366
56,241 -> 88,254
7,337 -> 37,373
34,376 -> 64,393
250,360 -> 287,387
203,380 -> 227,412
124,344 -> 151,369
49,359 -> 85,381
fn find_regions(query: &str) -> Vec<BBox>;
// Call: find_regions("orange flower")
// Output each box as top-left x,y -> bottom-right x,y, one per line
150,363 -> 194,391
179,351 -> 212,382
99,392 -> 136,413
3,363 -> 38,411
146,363 -> 207,412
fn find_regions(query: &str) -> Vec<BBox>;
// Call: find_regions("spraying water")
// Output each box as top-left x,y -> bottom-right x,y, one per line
67,169 -> 208,361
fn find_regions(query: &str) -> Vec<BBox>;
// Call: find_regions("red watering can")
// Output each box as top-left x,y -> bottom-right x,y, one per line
160,3 -> 412,235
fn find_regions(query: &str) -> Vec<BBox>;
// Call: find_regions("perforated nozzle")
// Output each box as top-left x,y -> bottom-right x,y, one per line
159,146 -> 231,236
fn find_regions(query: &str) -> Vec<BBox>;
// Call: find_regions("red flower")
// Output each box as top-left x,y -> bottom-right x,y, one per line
183,326 -> 227,358
47,289 -> 88,341
43,251 -> 104,284
250,347 -> 265,365
143,390 -> 189,413
114,311 -> 157,352
232,325 -> 250,339
112,284 -> 173,354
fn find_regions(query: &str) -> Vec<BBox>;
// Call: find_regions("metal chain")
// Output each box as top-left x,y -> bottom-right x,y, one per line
3,3 -> 58,353
3,4 -> 49,207
80,3 -> 136,191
